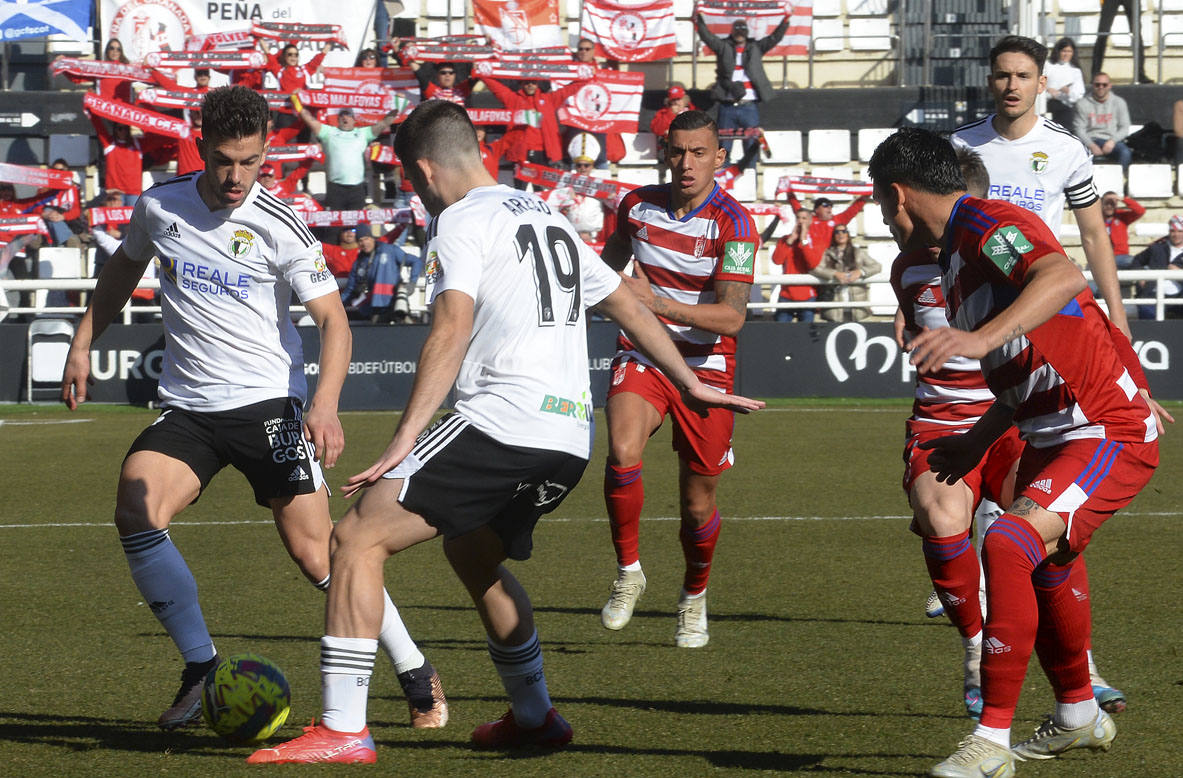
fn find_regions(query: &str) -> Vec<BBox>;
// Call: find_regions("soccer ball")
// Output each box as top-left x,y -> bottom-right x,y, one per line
201,653 -> 291,745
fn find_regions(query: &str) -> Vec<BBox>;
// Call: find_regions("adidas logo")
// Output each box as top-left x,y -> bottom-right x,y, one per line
1072,587 -> 1088,602
917,287 -> 938,305
165,221 -> 181,239
288,466 -> 310,482
984,636 -> 1012,654
636,225 -> 649,241
1031,478 -> 1053,494
939,591 -> 966,607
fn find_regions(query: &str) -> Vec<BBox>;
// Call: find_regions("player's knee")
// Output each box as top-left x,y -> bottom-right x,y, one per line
113,499 -> 165,535
287,538 -> 329,583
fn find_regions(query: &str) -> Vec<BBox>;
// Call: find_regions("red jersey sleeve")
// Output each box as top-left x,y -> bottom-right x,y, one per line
971,200 -> 1065,286
713,199 -> 758,284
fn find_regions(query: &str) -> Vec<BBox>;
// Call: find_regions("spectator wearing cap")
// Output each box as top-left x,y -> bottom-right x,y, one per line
545,133 -> 613,243
785,185 -> 868,253
296,101 -> 400,236
476,73 -> 589,189
694,13 -> 791,166
257,159 -> 314,199
340,227 -> 425,322
650,84 -> 696,139
1130,214 -> 1183,319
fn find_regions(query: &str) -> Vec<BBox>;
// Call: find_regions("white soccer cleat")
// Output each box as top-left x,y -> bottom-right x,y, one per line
1011,709 -> 1116,760
674,592 -> 709,648
601,568 -> 646,630
930,734 -> 1017,777
926,589 -> 946,618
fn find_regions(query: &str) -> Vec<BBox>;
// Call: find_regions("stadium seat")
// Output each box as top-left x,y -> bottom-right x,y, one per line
1057,0 -> 1099,13
728,168 -> 758,203
866,243 -> 900,315
814,0 -> 841,15
26,317 -> 75,402
847,0 -> 891,15
857,128 -> 896,161
674,20 -> 695,54
1135,221 -> 1169,239
849,18 -> 894,51
762,167 -> 794,201
1126,164 -> 1173,199
1092,164 -> 1125,197
1162,14 -> 1183,47
305,170 -> 327,198
811,18 -> 845,52
35,247 -> 85,310
807,130 -> 852,164
762,130 -> 803,164
619,133 -> 658,165
615,168 -> 660,188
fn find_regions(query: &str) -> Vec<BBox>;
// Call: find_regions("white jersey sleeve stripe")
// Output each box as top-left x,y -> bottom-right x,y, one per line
256,192 -> 317,247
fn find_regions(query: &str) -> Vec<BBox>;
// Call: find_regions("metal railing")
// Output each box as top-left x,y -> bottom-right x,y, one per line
6,272 -> 1183,322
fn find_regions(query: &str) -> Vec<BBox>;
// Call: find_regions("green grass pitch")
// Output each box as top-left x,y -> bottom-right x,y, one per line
1,401 -> 1180,776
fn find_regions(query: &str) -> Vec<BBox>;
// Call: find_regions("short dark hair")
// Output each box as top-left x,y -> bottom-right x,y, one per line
867,128 -> 966,196
989,35 -> 1047,73
668,109 -> 718,145
194,68 -> 210,77
200,86 -> 269,146
394,100 -> 481,171
956,148 -> 989,198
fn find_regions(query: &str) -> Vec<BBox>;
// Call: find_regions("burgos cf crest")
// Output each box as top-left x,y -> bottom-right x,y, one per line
228,229 -> 255,258
1030,151 -> 1049,174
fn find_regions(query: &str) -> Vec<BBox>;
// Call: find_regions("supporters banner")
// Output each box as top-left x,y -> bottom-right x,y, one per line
144,50 -> 266,69
581,0 -> 676,62
0,163 -> 75,190
88,206 -> 136,226
278,193 -> 322,215
473,0 -> 563,51
304,208 -> 413,227
251,21 -> 346,45
136,88 -> 204,110
515,162 -> 636,203
267,144 -> 325,163
319,67 -> 419,122
294,88 -> 411,124
397,36 -> 497,63
50,57 -> 166,85
696,0 -> 814,57
473,58 -> 594,82
0,0 -> 91,43
259,89 -> 296,112
0,216 -> 49,237
556,70 -> 645,134
776,175 -> 873,197
468,108 -> 514,125
100,0 -> 373,69
186,30 -> 255,51
83,93 -> 191,139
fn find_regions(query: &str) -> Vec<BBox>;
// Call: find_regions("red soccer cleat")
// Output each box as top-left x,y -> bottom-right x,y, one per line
471,707 -> 572,749
246,722 -> 376,764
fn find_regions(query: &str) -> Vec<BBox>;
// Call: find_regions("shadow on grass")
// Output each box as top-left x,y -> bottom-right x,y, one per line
0,710 -> 245,757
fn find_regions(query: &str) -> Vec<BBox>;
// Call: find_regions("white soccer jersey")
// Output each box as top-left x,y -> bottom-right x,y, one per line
121,173 -> 339,411
423,184 -> 622,459
951,115 -> 1097,235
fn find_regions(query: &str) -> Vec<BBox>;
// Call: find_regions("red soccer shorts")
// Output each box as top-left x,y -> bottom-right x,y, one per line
1015,437 -> 1158,553
607,357 -> 735,476
903,422 -> 1024,505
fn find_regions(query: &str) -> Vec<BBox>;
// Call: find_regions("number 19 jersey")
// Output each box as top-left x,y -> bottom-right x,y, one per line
424,184 -> 622,460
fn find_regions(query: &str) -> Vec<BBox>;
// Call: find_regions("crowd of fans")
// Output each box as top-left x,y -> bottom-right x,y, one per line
4,16 -> 1182,324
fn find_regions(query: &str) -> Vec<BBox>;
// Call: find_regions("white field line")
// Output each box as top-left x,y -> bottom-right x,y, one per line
2,511 -> 1180,530
0,418 -> 94,426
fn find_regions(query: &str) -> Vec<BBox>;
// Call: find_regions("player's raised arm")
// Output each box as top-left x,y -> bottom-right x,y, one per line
61,246 -> 152,409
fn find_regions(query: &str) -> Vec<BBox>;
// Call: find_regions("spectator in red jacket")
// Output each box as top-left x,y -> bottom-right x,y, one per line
321,225 -> 361,278
785,188 -> 868,254
476,127 -> 501,179
1101,190 -> 1145,269
763,207 -> 822,322
175,110 -> 204,175
650,84 -> 696,138
98,38 -> 132,103
476,74 -> 587,188
89,115 -> 146,204
266,40 -> 332,93
193,68 -> 211,92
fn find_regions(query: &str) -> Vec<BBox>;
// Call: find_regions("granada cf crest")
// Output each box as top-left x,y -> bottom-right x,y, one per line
694,235 -> 707,258
1030,151 -> 1049,174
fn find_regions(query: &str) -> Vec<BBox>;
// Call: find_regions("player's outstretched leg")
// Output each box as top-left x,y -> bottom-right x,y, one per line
602,462 -> 646,630
1067,558 -> 1127,713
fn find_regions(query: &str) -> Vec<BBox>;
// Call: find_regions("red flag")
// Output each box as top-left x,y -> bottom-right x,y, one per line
144,50 -> 267,70
697,0 -> 814,57
88,207 -> 136,227
473,0 -> 564,51
776,175 -> 873,197
581,0 -> 676,62
251,22 -> 347,46
0,163 -> 75,189
137,88 -> 206,111
556,70 -> 645,134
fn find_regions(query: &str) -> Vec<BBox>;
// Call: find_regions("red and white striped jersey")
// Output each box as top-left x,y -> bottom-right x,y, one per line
891,248 -> 995,432
942,195 -> 1156,447
615,183 -> 758,391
